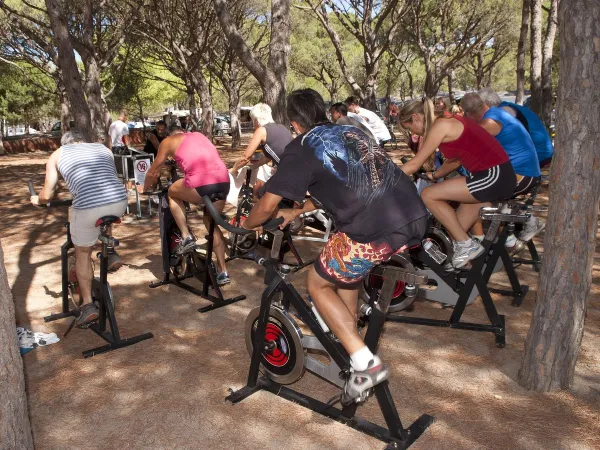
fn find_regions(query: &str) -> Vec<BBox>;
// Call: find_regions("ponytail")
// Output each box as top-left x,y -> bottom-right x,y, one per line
422,98 -> 435,138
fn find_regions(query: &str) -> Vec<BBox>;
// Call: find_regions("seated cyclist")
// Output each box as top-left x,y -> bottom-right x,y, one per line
461,92 -> 545,243
30,129 -> 128,324
229,103 -> 293,199
242,89 -> 428,402
142,126 -> 231,285
399,98 -> 517,269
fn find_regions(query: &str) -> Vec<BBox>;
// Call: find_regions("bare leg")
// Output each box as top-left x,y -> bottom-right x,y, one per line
307,267 -> 364,355
203,200 -> 227,273
457,203 -> 490,232
421,178 -> 486,242
75,246 -> 94,304
470,218 -> 485,237
168,179 -> 201,240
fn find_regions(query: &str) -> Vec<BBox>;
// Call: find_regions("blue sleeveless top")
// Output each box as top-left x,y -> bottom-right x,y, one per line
483,107 -> 541,177
500,101 -> 554,162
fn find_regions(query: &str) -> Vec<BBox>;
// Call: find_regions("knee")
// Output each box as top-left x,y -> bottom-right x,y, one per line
421,186 -> 435,204
307,267 -> 331,298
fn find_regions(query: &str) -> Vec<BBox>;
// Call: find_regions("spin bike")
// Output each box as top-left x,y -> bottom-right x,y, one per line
227,165 -> 322,270
28,182 -> 153,357
365,196 -> 533,347
203,200 -> 434,449
143,160 -> 243,313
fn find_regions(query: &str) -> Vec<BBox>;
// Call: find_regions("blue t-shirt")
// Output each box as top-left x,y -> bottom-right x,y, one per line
500,101 -> 554,162
484,107 -> 541,177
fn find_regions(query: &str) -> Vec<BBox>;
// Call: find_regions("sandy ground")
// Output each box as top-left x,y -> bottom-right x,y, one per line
1,136 -> 599,450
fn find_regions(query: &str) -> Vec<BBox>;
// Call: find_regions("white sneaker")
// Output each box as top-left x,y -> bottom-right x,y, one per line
452,240 -> 485,268
519,217 -> 546,242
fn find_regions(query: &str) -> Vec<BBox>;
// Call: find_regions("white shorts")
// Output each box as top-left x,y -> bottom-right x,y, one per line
70,200 -> 128,247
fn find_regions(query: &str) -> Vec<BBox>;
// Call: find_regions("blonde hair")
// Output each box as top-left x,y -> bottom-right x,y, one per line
398,98 -> 437,171
451,105 -> 462,115
249,103 -> 274,127
398,98 -> 436,137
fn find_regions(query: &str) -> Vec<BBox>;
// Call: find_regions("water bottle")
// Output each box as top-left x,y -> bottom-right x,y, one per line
423,239 -> 447,265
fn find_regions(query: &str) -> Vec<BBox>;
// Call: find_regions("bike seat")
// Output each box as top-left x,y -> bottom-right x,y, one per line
95,216 -> 122,227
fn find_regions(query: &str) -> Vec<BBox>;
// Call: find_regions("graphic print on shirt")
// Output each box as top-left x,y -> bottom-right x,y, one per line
302,125 -> 396,204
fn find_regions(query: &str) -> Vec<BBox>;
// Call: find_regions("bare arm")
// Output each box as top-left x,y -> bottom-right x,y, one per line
479,118 -> 502,136
33,149 -> 61,204
401,121 -> 448,176
251,155 -> 270,170
122,132 -> 130,147
432,159 -> 462,180
143,138 -> 173,191
243,192 -> 282,229
231,127 -> 267,174
275,198 -> 318,229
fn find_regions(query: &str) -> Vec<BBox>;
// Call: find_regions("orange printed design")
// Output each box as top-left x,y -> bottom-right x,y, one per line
318,232 -> 399,285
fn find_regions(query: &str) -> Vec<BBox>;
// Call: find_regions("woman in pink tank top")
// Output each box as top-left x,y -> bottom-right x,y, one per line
142,129 -> 232,284
398,98 -> 516,270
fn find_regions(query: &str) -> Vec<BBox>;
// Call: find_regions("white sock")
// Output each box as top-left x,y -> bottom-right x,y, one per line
350,346 -> 374,371
471,234 -> 484,242
457,238 -> 472,248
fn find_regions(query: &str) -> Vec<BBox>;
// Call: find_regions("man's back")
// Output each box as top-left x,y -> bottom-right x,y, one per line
57,143 -> 126,209
266,124 -> 427,243
356,107 -> 391,142
108,120 -> 129,148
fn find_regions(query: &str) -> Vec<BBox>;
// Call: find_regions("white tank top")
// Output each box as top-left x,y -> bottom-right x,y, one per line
57,143 -> 127,209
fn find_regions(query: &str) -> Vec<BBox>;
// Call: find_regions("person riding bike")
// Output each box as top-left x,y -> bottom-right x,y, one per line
229,103 -> 293,198
141,126 -> 231,285
478,87 -> 554,168
399,98 -> 517,269
242,89 -> 428,402
461,92 -> 545,244
30,129 -> 128,324
143,120 -> 168,158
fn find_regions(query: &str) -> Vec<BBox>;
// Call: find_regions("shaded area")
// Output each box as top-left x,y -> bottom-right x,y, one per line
1,140 -> 598,449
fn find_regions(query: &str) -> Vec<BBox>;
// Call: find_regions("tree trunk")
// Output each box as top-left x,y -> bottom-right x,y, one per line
0,243 -> 34,449
187,84 -> 199,131
518,0 -> 600,391
447,70 -> 455,103
194,75 -> 213,140
228,66 -> 242,148
213,0 -> 290,126
59,87 -> 70,134
516,0 -> 530,105
45,0 -> 92,140
475,52 -> 484,90
83,56 -> 107,141
529,0 -> 543,114
135,94 -> 146,134
540,0 -> 558,129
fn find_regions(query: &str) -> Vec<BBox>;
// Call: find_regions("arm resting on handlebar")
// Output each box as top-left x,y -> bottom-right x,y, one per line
243,192 -> 282,229
38,150 -> 61,204
433,158 -> 462,180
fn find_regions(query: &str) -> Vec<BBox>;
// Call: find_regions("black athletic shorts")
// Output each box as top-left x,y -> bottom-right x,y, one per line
512,175 -> 541,197
195,182 -> 230,202
466,161 -> 517,202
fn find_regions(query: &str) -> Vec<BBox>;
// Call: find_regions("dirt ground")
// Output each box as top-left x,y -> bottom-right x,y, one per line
1,137 -> 599,450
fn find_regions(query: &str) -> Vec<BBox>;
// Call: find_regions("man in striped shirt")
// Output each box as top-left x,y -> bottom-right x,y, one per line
30,130 -> 128,324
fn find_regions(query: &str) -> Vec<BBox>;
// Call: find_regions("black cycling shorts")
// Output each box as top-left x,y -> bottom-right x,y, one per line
195,182 -> 230,202
466,161 -> 517,202
512,175 -> 541,197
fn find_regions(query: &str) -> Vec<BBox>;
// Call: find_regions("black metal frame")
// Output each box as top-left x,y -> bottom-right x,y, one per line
148,163 -> 246,313
387,217 -> 529,348
227,267 -> 433,449
44,223 -> 153,358
226,167 -> 313,273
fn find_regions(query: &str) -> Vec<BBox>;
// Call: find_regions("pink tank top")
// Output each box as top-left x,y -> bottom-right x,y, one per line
175,132 -> 229,188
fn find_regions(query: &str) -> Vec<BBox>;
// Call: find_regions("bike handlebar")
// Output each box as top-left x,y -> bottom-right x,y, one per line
202,195 -> 283,234
28,181 -> 73,207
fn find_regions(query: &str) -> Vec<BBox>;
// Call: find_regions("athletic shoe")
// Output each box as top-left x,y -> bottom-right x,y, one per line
107,251 -> 123,273
342,356 -> 389,404
176,236 -> 197,254
505,233 -> 518,248
217,272 -> 230,286
452,240 -> 485,269
519,217 -> 546,242
76,303 -> 99,326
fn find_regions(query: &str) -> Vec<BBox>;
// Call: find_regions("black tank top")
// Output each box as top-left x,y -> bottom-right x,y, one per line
260,123 -> 293,165
144,129 -> 167,156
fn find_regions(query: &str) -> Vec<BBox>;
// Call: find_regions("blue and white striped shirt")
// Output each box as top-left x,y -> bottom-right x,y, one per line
57,143 -> 127,209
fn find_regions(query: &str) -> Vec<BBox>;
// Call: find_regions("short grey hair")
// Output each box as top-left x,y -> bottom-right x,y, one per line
478,87 -> 502,107
249,103 -> 274,127
460,92 -> 486,115
61,129 -> 85,145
